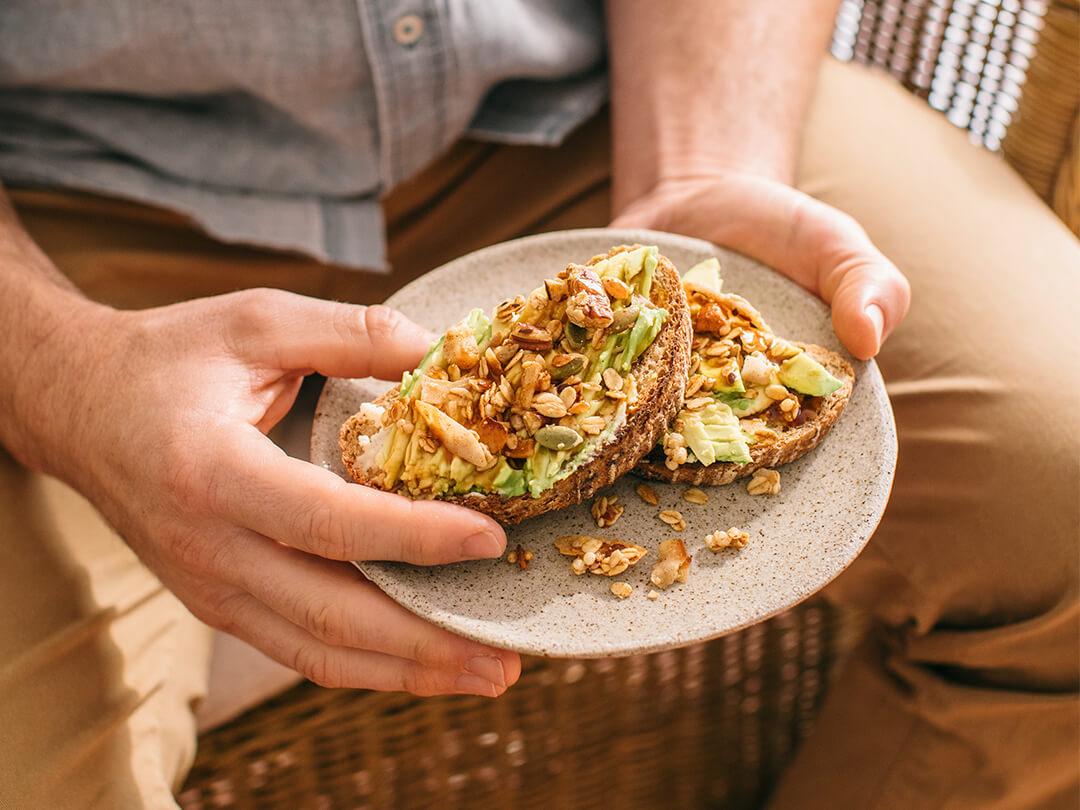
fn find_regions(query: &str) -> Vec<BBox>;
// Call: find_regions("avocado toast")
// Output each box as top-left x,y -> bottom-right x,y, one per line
340,245 -> 692,524
635,258 -> 854,486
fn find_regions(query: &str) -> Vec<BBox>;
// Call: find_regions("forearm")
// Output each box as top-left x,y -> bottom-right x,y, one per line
0,185 -> 106,469
605,0 -> 841,211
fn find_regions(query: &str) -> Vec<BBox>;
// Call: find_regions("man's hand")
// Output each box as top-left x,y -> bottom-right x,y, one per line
11,288 -> 520,697
611,173 -> 910,359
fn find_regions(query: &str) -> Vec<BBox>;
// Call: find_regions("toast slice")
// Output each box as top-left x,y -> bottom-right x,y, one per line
340,245 -> 692,524
633,259 -> 854,486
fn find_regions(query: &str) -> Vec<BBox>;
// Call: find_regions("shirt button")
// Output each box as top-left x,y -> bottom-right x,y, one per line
393,13 -> 424,45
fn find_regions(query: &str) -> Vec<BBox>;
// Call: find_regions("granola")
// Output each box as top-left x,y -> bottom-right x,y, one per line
555,535 -> 648,577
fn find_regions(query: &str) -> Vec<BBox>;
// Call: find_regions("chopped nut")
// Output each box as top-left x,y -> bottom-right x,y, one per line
658,509 -> 687,532
414,401 -> 495,470
650,539 -> 692,589
610,582 -> 633,600
683,488 -> 709,505
544,277 -> 569,302
510,322 -> 554,352
647,590 -> 659,600
765,384 -> 789,401
495,295 -> 526,322
591,496 -> 625,529
694,302 -> 729,334
747,468 -> 781,496
555,535 -> 647,576
602,367 -> 624,392
522,411 -> 544,435
510,544 -> 531,570
601,275 -> 631,300
635,483 -> 660,506
475,418 -> 509,455
443,323 -> 481,371
579,415 -> 606,435
532,392 -> 569,418
565,265 -> 614,328
685,374 -> 707,398
705,528 -> 749,551
503,437 -> 535,458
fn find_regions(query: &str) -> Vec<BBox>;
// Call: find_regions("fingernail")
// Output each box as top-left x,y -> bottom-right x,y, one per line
865,304 -> 885,344
462,531 -> 502,560
455,673 -> 499,697
466,655 -> 506,687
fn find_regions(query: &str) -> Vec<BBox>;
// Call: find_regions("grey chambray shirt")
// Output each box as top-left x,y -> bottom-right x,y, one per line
0,1 -> 607,270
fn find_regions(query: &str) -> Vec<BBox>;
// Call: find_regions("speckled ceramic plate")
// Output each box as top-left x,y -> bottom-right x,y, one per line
311,229 -> 896,658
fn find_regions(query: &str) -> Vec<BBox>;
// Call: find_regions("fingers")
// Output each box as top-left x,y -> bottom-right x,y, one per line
200,581 -> 517,696
221,289 -> 433,380
209,426 -> 507,565
825,257 -> 911,360
214,527 -> 521,685
609,176 -> 911,358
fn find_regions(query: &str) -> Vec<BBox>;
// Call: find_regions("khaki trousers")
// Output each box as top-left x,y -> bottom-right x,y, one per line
2,59 -> 1077,809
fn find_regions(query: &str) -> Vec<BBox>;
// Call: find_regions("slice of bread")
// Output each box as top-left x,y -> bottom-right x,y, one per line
634,343 -> 854,486
340,246 -> 693,525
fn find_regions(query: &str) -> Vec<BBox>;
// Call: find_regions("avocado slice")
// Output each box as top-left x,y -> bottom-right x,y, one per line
698,356 -> 745,394
718,388 -> 773,418
779,352 -> 843,397
682,257 -> 723,294
680,402 -> 752,465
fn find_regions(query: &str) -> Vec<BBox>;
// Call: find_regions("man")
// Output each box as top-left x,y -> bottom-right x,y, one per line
1,1 -> 1076,808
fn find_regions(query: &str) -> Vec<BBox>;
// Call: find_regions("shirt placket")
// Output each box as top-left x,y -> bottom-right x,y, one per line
355,0 -> 454,191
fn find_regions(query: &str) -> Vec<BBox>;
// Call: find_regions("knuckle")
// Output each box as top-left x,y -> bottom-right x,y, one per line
227,288 -> 291,344
401,665 -> 445,698
303,499 -> 349,559
292,645 -> 342,688
362,305 -> 406,345
301,596 -> 347,646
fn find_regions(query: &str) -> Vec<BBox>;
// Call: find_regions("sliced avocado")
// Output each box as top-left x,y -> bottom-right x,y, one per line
718,388 -> 773,418
492,462 -> 526,497
779,352 -> 843,397
682,257 -> 723,294
681,402 -> 752,465
617,306 -> 666,372
698,356 -> 745,394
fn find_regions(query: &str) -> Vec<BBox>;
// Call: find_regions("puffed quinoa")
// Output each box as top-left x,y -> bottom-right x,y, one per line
705,528 -> 749,551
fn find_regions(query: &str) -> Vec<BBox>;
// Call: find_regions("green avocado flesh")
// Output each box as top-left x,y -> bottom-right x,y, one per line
680,402 -> 753,465
778,352 -> 843,396
377,246 -> 666,499
682,257 -> 723,293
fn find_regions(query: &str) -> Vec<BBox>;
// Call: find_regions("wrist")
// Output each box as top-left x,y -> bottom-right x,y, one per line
1,276 -> 114,475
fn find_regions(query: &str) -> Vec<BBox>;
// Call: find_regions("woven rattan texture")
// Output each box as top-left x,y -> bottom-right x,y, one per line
833,0 -> 1080,234
180,601 -> 865,810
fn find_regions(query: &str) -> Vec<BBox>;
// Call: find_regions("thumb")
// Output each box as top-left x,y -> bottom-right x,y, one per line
228,290 -> 435,379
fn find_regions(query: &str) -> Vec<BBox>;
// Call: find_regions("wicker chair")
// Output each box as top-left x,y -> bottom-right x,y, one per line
179,2 -> 1080,808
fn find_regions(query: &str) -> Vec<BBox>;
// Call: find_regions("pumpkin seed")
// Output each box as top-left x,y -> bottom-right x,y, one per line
608,306 -> 640,333
565,321 -> 588,347
535,424 -> 583,451
550,353 -> 587,380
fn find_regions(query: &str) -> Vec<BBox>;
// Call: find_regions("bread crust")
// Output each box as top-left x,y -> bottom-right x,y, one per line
339,249 -> 693,525
633,344 -> 854,486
